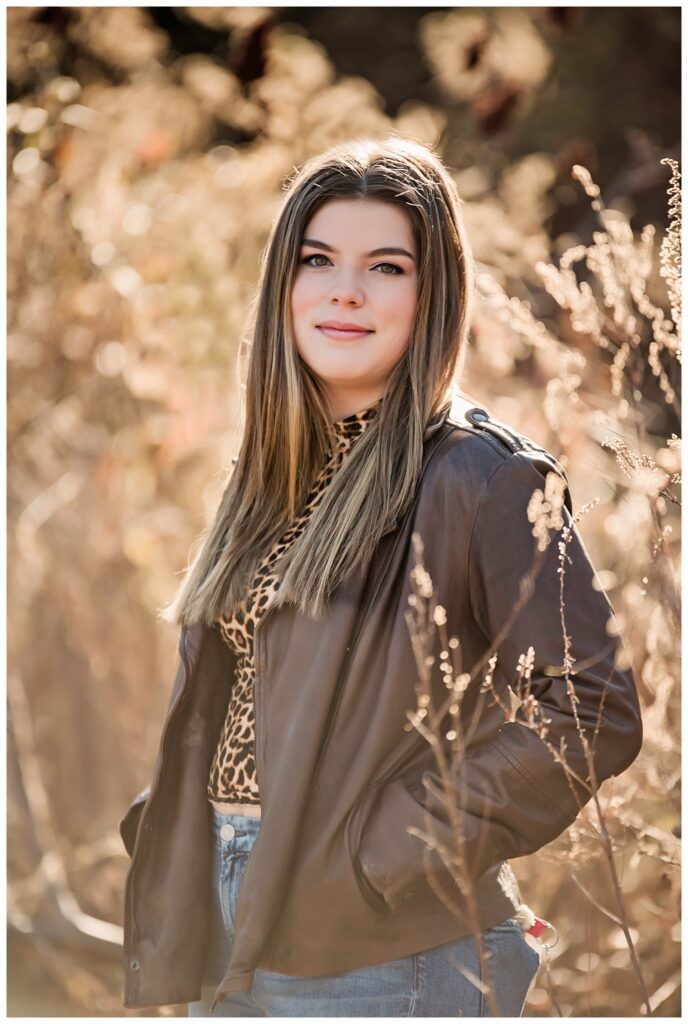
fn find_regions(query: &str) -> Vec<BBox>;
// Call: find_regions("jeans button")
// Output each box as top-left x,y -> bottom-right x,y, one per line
220,823 -> 236,841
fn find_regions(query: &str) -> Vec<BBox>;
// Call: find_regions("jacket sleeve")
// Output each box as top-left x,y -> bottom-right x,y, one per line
118,629 -> 189,858
356,451 -> 643,908
455,452 -> 642,872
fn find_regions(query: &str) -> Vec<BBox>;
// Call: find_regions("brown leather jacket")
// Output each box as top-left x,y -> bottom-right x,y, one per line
119,394 -> 643,1010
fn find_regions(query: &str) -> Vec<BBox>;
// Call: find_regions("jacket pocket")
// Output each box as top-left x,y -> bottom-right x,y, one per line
119,786 -> 150,858
347,785 -> 388,913
352,853 -> 388,912
354,775 -> 440,913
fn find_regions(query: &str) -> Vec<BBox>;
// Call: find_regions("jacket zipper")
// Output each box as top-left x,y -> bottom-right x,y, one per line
252,603 -> 277,794
309,425 -> 451,784
124,626 -> 193,961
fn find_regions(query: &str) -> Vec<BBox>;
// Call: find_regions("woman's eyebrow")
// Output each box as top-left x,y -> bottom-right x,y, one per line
301,238 -> 415,261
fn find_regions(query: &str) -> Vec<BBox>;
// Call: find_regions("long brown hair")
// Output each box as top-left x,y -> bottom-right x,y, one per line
163,135 -> 474,626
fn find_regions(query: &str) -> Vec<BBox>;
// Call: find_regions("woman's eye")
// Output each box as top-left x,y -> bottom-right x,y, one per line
300,254 -> 403,274
302,253 -> 330,267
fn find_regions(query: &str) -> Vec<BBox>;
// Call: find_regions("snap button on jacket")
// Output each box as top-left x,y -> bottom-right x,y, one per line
119,395 -> 643,1009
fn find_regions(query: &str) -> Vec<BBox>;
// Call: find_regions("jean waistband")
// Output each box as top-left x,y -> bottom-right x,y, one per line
209,805 -> 261,851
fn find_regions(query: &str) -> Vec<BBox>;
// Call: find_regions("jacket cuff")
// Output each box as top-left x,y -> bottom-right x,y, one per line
119,787 -> 150,858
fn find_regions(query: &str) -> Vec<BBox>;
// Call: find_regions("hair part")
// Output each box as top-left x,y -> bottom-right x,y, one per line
162,134 -> 474,627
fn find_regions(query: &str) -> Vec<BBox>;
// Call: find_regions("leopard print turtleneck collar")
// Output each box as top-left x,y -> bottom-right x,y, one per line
208,400 -> 381,804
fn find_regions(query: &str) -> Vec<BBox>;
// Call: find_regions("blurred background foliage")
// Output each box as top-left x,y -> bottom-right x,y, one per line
7,5 -> 680,1017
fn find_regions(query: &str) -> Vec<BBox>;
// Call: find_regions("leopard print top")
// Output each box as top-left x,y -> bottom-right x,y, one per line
207,399 -> 381,804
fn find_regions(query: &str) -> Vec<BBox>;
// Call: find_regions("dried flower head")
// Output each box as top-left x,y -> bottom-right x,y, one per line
433,604 -> 447,626
410,563 -> 434,599
527,471 -> 567,551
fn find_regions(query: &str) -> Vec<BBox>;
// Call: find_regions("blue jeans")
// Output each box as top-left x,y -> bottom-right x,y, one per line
188,808 -> 541,1017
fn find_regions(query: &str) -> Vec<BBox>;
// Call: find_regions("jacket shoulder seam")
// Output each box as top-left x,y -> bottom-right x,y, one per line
443,399 -> 568,480
442,422 -> 513,463
464,449 -> 523,630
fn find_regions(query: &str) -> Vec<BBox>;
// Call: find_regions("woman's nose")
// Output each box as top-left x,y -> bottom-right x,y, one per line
327,269 -> 365,304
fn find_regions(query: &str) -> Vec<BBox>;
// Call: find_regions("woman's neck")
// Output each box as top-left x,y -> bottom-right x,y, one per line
328,394 -> 383,424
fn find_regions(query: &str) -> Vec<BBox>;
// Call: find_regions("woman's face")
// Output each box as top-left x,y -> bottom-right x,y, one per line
290,197 -> 419,421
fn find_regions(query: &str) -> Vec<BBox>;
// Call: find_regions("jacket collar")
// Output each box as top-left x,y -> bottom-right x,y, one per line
423,401 -> 452,440
423,391 -> 486,440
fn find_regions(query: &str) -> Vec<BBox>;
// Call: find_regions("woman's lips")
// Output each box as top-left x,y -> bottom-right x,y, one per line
317,326 -> 373,340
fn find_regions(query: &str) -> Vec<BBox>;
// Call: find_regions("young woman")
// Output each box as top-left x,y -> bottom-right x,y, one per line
120,137 -> 643,1017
